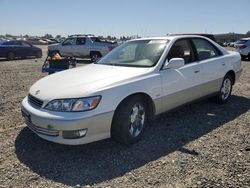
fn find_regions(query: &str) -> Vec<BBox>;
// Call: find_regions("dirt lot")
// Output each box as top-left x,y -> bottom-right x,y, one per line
0,47 -> 249,188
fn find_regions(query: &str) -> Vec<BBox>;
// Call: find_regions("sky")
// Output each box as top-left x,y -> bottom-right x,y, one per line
0,0 -> 249,37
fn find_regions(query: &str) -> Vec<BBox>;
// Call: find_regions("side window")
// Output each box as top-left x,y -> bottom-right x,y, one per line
76,37 -> 86,45
22,42 -> 31,47
2,42 -> 11,45
192,38 -> 221,61
167,39 -> 195,64
3,41 -> 16,45
62,38 -> 75,45
4,41 -> 21,45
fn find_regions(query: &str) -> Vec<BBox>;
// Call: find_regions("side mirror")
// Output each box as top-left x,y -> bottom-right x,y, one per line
163,58 -> 185,69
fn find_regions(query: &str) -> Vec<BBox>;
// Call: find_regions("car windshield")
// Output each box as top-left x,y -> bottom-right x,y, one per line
96,39 -> 169,67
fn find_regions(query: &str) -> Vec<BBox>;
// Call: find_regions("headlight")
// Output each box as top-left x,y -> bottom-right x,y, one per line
44,96 -> 101,112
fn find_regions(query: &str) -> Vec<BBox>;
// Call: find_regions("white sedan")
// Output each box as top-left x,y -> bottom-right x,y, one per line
21,35 -> 242,145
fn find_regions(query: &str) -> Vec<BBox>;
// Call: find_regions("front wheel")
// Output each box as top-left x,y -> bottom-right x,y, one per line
215,75 -> 233,104
111,96 -> 148,144
7,52 -> 15,60
90,52 -> 102,62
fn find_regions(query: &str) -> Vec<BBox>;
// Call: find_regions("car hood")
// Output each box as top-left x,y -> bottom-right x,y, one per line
48,43 -> 61,49
29,64 -> 151,101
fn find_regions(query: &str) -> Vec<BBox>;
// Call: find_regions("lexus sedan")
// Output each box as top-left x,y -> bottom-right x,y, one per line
0,40 -> 42,60
21,35 -> 242,145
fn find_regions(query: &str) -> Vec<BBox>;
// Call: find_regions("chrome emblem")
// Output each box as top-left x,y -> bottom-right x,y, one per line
35,90 -> 40,95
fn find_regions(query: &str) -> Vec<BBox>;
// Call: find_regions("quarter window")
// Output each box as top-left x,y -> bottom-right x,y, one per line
22,42 -> 31,47
192,38 -> 221,60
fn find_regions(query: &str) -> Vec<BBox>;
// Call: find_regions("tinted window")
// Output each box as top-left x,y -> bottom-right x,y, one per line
22,42 -> 31,47
192,38 -> 221,60
76,37 -> 86,45
167,39 -> 195,64
2,41 -> 21,45
90,37 -> 101,42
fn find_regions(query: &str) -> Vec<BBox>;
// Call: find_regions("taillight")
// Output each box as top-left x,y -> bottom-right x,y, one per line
239,45 -> 247,49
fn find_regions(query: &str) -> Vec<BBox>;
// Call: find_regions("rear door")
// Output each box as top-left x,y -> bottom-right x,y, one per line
160,39 -> 203,112
191,38 -> 226,96
20,42 -> 34,57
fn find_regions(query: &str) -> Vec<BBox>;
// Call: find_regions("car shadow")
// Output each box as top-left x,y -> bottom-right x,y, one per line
15,95 -> 250,186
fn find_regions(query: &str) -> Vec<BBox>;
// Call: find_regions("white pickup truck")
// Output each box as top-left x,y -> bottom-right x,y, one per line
48,35 -> 117,62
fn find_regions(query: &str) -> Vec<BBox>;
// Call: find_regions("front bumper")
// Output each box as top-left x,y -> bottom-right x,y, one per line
21,97 -> 114,145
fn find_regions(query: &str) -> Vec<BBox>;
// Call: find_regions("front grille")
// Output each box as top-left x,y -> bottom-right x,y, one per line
26,121 -> 59,137
28,94 -> 43,108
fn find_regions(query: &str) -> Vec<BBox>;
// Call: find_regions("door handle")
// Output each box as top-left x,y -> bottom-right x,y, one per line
222,63 -> 226,66
194,70 -> 200,73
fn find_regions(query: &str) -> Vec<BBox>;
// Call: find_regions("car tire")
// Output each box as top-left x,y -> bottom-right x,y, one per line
111,96 -> 148,144
7,52 -> 15,60
215,74 -> 233,104
90,52 -> 102,62
241,55 -> 246,60
36,51 -> 42,58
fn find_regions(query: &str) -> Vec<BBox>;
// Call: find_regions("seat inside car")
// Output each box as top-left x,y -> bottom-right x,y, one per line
168,45 -> 184,60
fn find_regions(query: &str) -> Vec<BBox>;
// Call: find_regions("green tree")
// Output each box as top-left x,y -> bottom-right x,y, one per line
43,34 -> 53,39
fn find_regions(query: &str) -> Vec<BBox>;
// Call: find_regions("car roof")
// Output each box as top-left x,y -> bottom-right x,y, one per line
131,35 -> 213,41
169,33 -> 217,42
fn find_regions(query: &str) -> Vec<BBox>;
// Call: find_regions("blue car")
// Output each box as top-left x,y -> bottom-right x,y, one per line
0,40 -> 42,60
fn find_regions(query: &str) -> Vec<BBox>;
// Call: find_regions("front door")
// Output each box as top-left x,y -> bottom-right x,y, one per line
160,39 -> 202,113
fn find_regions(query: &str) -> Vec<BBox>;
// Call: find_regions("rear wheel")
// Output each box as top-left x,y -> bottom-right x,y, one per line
215,74 -> 233,104
90,52 -> 102,62
111,96 -> 148,144
7,52 -> 15,60
241,55 -> 246,60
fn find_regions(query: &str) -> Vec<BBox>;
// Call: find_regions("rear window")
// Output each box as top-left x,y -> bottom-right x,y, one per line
90,37 -> 101,42
236,40 -> 247,44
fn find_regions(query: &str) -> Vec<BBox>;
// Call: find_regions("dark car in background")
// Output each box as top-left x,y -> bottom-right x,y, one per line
0,40 -> 42,60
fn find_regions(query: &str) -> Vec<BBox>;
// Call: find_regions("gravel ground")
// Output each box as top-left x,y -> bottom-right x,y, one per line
0,47 -> 249,188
